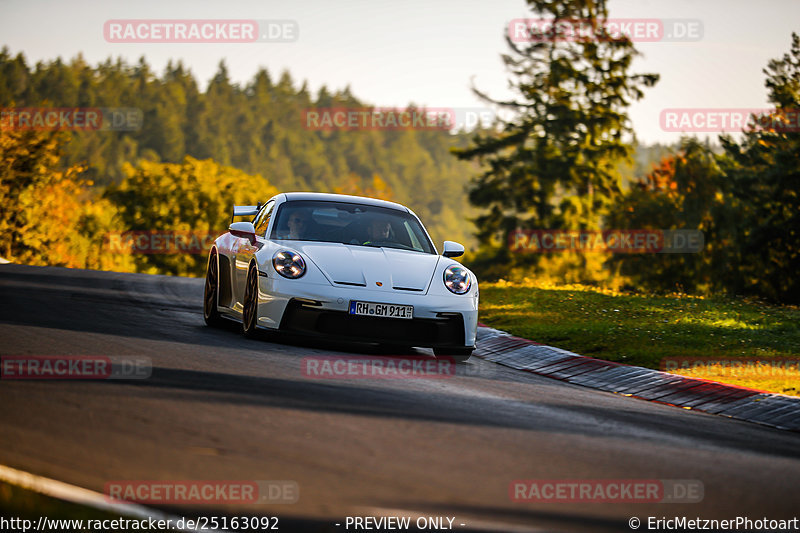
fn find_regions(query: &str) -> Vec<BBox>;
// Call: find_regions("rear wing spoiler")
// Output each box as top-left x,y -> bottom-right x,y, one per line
230,203 -> 261,225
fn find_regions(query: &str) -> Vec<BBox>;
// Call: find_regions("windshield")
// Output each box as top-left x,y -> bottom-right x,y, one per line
270,200 -> 436,254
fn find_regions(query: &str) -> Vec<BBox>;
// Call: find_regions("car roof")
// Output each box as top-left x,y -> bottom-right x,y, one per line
280,192 -> 410,213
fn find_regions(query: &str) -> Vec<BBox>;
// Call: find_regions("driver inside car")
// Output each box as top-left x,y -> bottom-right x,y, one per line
363,218 -> 393,245
276,209 -> 312,240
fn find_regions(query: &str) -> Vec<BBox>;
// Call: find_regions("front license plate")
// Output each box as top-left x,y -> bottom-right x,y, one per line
349,301 -> 413,319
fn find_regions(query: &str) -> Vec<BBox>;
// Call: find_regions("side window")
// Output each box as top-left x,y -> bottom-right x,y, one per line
253,200 -> 275,237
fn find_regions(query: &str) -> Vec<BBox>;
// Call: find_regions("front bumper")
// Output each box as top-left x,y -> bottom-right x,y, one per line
255,275 -> 478,348
280,299 -> 468,347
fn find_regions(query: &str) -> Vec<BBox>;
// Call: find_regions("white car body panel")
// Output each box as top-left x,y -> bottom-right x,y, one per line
207,192 -> 479,350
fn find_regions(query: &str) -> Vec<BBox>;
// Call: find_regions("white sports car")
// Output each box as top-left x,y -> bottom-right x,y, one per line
203,192 -> 479,361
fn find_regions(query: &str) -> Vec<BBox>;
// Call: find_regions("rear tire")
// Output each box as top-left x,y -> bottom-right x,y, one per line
242,264 -> 260,338
203,250 -> 224,327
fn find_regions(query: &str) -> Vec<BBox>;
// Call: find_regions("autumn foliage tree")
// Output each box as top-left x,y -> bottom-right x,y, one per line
105,156 -> 279,277
0,48 -> 477,250
605,138 -> 736,293
0,128 -> 133,271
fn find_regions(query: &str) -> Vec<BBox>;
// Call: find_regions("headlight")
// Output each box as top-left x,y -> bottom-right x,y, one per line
443,264 -> 471,294
272,250 -> 306,279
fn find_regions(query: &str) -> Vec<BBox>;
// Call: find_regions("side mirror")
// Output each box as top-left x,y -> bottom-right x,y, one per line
229,221 -> 257,245
442,241 -> 465,258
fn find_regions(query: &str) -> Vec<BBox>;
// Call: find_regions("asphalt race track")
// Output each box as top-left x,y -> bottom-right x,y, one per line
1,264 -> 799,532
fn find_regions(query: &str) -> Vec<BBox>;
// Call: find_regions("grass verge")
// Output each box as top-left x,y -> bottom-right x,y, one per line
478,280 -> 800,396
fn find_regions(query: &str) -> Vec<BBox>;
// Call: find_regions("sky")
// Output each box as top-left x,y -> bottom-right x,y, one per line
1,0 -> 799,144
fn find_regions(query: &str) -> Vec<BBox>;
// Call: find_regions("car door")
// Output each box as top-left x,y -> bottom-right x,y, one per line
232,200 -> 274,307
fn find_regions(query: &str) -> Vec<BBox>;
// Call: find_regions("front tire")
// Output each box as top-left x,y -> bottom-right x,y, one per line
203,250 -> 224,327
242,264 -> 260,338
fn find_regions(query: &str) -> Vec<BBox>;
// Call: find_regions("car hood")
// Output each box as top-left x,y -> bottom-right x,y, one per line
294,242 -> 440,292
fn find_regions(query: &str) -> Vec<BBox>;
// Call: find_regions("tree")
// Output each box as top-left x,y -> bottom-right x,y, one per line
0,128 -> 133,271
0,50 -> 481,256
0,48 -> 30,104
606,138 -> 734,294
720,33 -> 800,302
453,0 -> 658,278
105,156 -> 279,277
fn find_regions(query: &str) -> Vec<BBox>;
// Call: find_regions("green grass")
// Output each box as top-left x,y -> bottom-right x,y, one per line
478,280 -> 800,396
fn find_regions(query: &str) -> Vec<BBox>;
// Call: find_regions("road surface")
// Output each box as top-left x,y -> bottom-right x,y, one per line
1,264 -> 798,532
